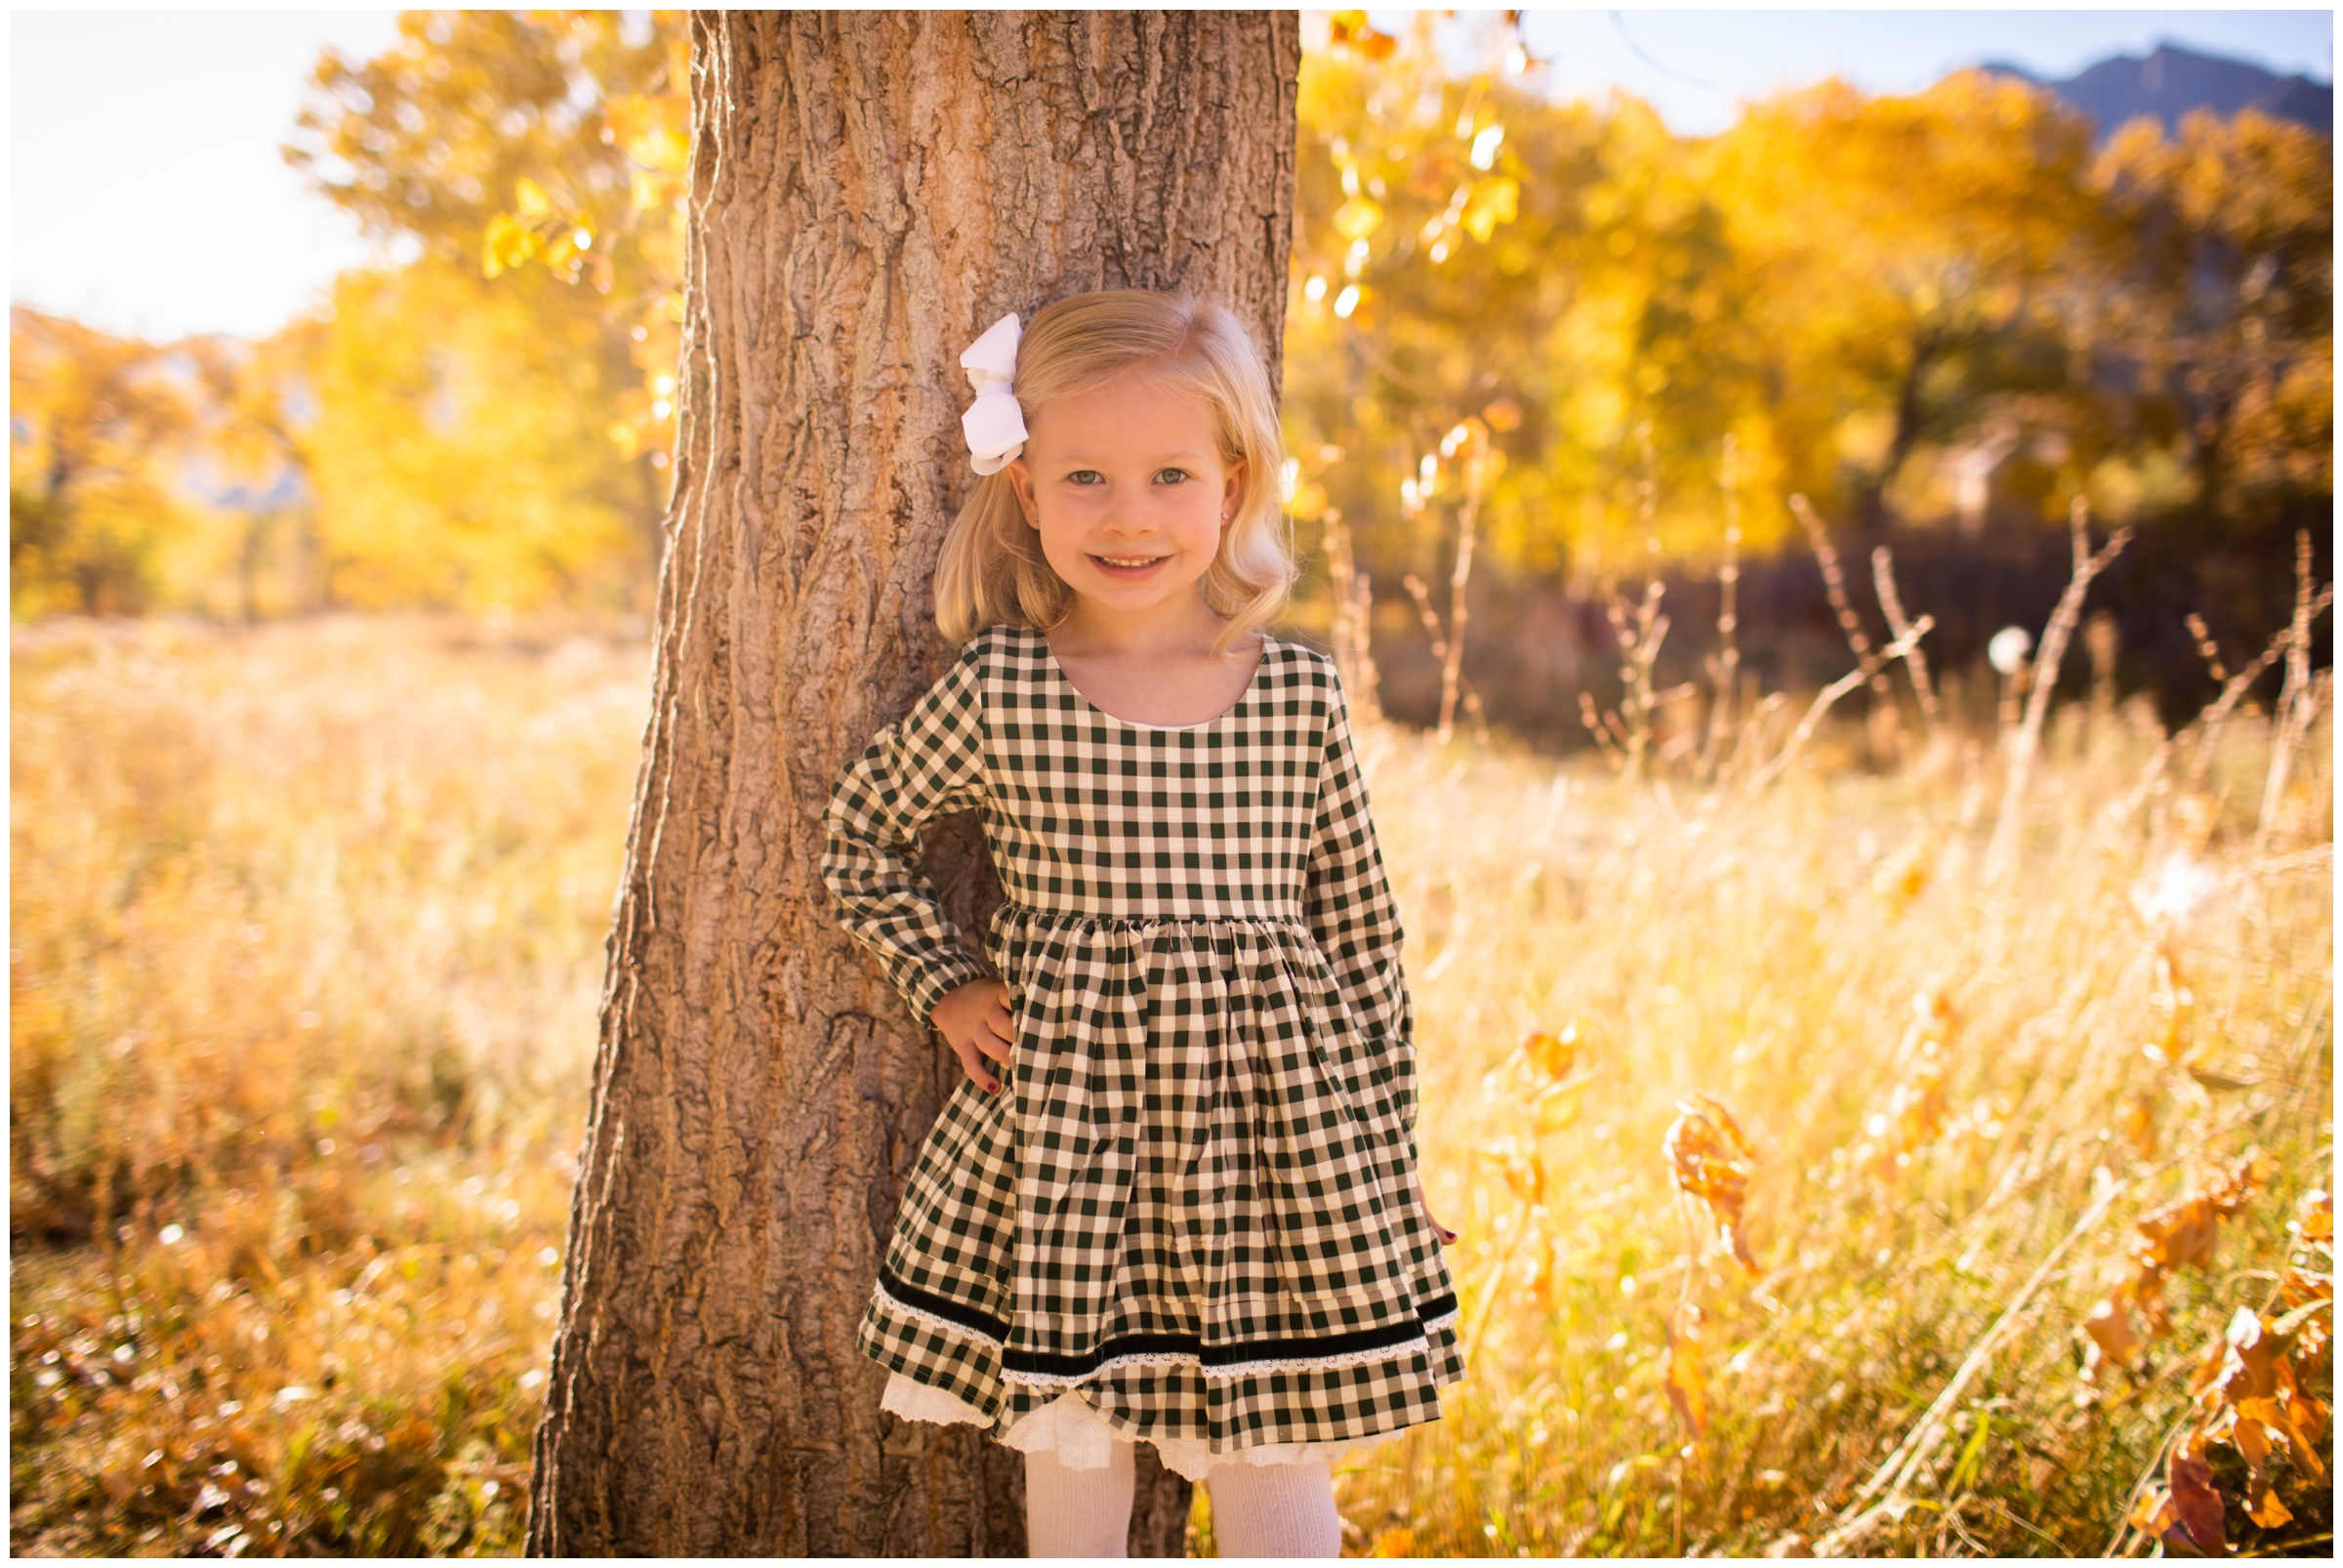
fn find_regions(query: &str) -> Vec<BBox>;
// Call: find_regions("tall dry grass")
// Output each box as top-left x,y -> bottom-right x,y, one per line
1333,695 -> 2329,1556
11,589 -> 2330,1557
11,615 -> 644,1555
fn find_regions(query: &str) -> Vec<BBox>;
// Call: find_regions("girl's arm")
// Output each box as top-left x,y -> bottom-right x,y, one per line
1305,669 -> 1457,1240
1302,667 -> 1416,1136
819,643 -> 995,1028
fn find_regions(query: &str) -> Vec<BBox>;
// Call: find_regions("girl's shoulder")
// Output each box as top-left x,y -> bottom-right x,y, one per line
1254,632 -> 1333,676
1252,633 -> 1342,706
954,622 -> 1048,685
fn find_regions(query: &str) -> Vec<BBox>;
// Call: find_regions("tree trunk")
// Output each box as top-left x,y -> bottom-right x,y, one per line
527,11 -> 1298,1556
1854,334 -> 1939,549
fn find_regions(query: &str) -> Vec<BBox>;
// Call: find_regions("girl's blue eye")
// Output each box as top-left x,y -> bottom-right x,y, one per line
1155,468 -> 1189,485
1068,470 -> 1103,485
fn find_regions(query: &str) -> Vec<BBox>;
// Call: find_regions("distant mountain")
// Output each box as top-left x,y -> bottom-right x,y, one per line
1982,42 -> 2331,140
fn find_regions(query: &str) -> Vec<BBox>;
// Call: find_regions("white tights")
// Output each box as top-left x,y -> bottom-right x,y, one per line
1024,1436 -> 1341,1558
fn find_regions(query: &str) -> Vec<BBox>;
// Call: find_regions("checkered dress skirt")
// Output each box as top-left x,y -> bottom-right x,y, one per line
821,624 -> 1464,1463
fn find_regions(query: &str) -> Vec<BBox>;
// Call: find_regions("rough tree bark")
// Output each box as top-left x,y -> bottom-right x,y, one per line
526,12 -> 1299,1556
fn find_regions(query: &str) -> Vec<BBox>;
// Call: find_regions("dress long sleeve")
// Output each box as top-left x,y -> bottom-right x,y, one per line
1303,672 -> 1417,1135
820,644 -> 995,1027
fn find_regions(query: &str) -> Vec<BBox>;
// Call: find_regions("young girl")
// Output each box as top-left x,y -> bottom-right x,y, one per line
821,290 -> 1462,1558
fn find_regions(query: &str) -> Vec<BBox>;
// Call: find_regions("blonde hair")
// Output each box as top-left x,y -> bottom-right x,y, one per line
932,290 -> 1293,656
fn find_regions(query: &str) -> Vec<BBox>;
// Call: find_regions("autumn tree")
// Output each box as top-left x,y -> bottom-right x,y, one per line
9,308 -> 199,616
287,9 -> 686,601
1706,70 -> 2115,548
157,319 -> 339,621
522,13 -> 1298,1555
2092,107 -> 2334,530
288,261 -> 647,610
1284,14 -> 1781,591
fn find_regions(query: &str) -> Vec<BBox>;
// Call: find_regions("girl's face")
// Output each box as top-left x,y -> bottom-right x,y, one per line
1007,369 -> 1244,628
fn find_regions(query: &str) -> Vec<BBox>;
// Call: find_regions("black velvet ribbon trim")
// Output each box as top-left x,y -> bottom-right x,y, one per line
877,1263 -> 1458,1378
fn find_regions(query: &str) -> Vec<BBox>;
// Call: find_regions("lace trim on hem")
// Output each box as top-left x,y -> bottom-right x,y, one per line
1001,1388 -> 1422,1481
1000,1332 -> 1430,1386
1002,1350 -> 1195,1387
881,1370 -> 989,1428
1422,1304 -> 1461,1334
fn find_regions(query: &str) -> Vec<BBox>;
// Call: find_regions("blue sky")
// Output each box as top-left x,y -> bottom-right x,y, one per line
1514,9 -> 2331,134
9,8 -> 2334,343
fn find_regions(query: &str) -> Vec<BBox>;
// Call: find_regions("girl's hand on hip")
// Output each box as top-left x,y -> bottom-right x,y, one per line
1413,1171 -> 1459,1245
931,978 -> 1015,1093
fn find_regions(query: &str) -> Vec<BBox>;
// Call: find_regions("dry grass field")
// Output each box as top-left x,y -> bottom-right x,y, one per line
11,604 -> 2331,1557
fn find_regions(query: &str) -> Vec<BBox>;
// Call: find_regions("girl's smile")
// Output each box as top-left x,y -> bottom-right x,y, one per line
1005,370 -> 1243,634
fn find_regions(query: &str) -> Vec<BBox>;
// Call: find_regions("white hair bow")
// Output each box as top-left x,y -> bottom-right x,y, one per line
958,312 -> 1028,475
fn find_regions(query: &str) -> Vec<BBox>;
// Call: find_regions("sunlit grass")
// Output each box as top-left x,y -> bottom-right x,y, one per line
12,614 -> 2330,1557
1319,693 -> 2331,1556
10,615 -> 642,1555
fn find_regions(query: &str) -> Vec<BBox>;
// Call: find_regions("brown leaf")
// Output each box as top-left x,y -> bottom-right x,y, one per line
1665,1097 -> 1761,1275
2295,1187 -> 2334,1243
2239,1393 -> 2327,1481
1523,1024 -> 1583,1081
2135,1195 -> 2221,1275
2187,1326 -> 2233,1401
2241,1470 -> 2294,1531
1680,1093 -> 1758,1162
2280,1263 -> 2332,1310
1665,1301 -> 1708,1439
1719,1220 -> 1759,1274
2216,1308 -> 2280,1402
2127,1483 -> 2179,1539
2166,1432 -> 2229,1556
2203,1149 -> 2275,1215
2145,946 -> 2198,1067
2083,1296 -> 2142,1376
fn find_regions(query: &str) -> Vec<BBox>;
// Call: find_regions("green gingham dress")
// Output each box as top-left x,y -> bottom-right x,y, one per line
820,624 -> 1463,1480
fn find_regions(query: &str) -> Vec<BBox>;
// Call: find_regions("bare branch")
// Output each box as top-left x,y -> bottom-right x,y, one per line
1789,494 -> 1891,699
1699,434 -> 1744,782
1745,615 -> 1934,793
1870,545 -> 1941,739
2257,528 -> 2334,849
1981,498 -> 2131,883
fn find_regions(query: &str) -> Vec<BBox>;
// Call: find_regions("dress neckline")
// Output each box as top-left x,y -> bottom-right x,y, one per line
1037,628 -> 1272,732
